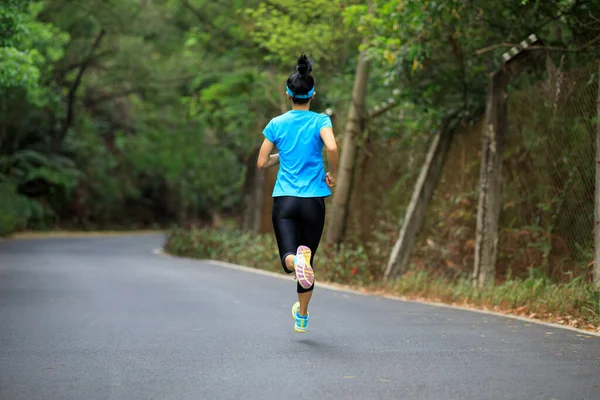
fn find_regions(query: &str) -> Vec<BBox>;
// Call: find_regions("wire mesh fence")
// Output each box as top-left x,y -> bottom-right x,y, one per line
501,60 -> 598,280
344,110 -> 433,277
345,58 -> 599,282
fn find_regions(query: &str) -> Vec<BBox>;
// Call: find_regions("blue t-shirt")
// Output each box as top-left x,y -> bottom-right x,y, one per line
263,110 -> 333,198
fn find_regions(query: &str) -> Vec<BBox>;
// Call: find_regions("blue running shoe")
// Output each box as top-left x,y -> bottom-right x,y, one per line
292,301 -> 309,333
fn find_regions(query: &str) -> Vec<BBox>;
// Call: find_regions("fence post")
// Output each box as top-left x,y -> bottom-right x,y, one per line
384,114 -> 458,280
472,71 -> 509,287
472,34 -> 541,288
594,62 -> 600,289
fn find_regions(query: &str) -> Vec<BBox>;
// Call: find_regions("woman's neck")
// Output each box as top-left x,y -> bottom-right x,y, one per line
291,103 -> 311,111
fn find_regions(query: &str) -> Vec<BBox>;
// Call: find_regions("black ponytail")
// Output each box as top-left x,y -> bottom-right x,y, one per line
286,54 -> 315,105
296,54 -> 312,76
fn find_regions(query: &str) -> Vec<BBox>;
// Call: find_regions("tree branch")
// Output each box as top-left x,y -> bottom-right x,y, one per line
84,88 -> 146,108
447,32 -> 468,109
368,99 -> 399,120
51,48 -> 117,86
180,0 -> 254,50
62,49 -> 116,73
53,29 -> 106,152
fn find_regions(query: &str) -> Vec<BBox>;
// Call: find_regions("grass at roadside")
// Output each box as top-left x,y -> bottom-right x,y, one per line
165,228 -> 600,332
2,230 -> 164,240
378,271 -> 600,331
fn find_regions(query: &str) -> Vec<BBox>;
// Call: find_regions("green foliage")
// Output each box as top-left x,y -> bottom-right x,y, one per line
2,149 -> 82,190
0,0 -> 29,47
188,66 -> 273,156
0,182 -> 25,236
0,149 -> 79,232
344,0 -> 600,129
0,181 -> 44,236
241,0 -> 367,117
1,0 -> 370,231
0,1 -> 68,101
244,0 -> 357,67
123,119 -> 244,213
1,0 -> 247,229
0,47 -> 39,89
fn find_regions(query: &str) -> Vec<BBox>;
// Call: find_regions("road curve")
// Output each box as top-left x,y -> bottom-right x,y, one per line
1,235 -> 599,400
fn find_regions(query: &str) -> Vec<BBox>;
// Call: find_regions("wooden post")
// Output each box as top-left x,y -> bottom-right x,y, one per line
384,114 -> 458,280
594,62 -> 600,290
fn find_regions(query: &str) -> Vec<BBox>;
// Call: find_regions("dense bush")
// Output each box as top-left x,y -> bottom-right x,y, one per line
0,182 -> 44,236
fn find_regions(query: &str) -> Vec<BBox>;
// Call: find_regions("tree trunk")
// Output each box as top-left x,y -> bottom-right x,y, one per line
325,47 -> 369,245
240,163 -> 254,231
472,71 -> 509,287
260,165 -> 277,234
594,62 -> 600,290
211,210 -> 222,228
384,114 -> 457,280
252,167 -> 266,232
240,149 -> 265,233
0,95 -> 6,150
354,126 -> 373,244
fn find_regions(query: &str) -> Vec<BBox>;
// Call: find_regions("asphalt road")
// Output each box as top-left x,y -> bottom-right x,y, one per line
1,234 -> 599,400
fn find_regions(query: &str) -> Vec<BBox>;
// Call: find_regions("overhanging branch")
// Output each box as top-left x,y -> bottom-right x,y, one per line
53,29 -> 106,152
180,0 -> 255,50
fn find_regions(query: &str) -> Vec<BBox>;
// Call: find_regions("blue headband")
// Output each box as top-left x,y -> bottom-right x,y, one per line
286,86 -> 315,99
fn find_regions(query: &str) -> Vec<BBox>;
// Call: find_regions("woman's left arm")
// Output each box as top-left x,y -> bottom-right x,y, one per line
256,138 -> 280,169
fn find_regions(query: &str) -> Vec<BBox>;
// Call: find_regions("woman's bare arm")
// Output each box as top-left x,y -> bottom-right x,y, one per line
256,139 -> 280,169
320,127 -> 338,186
320,127 -> 338,179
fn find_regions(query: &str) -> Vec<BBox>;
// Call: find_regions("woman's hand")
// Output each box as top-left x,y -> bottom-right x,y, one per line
326,172 -> 336,187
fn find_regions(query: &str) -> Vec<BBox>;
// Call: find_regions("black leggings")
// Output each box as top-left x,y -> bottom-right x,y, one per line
272,196 -> 326,293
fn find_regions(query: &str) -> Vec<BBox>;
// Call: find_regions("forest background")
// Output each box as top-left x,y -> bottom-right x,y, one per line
2,0 -> 600,329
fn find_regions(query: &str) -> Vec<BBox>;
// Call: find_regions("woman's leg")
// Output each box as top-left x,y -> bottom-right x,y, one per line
272,197 -> 299,274
296,197 -> 326,316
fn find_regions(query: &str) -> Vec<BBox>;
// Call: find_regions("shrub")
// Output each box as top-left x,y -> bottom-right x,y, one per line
164,228 -> 373,284
387,268 -> 600,328
0,182 -> 43,236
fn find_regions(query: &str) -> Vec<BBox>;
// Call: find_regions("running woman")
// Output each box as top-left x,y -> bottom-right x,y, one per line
256,54 -> 338,333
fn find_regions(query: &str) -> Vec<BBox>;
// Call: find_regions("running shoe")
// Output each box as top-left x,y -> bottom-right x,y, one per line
294,245 -> 314,290
292,301 -> 309,333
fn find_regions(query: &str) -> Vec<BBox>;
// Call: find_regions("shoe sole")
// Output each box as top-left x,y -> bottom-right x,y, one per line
295,245 -> 314,290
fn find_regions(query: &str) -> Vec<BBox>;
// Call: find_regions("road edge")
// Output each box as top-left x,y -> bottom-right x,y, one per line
153,247 -> 600,337
1,231 -> 164,241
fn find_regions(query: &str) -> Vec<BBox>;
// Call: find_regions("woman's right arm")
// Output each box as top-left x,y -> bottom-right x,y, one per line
320,127 -> 338,186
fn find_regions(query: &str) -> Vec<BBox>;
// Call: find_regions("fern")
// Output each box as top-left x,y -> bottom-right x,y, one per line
0,149 -> 83,191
